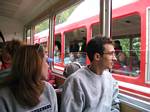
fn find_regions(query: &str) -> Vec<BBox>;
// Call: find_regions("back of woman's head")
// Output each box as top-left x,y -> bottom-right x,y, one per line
11,45 -> 44,107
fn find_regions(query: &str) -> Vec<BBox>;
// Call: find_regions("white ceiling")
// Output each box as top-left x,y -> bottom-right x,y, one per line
0,0 -> 60,24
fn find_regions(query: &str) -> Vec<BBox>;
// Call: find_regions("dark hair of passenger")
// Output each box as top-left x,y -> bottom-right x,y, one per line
86,36 -> 113,62
55,40 -> 61,51
114,40 -> 120,45
10,45 -> 44,107
4,39 -> 22,57
63,62 -> 81,78
0,39 -> 22,70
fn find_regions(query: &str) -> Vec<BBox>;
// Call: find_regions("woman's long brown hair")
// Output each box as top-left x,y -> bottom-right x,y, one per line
10,45 -> 44,107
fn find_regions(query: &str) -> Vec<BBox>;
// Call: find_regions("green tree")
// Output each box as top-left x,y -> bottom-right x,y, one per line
132,37 -> 140,59
55,5 -> 77,25
35,19 -> 49,33
35,5 -> 77,33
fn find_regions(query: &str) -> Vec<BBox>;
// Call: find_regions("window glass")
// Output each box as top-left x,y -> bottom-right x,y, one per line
92,14 -> 141,77
92,22 -> 100,37
112,14 -> 141,77
113,36 -> 140,76
55,5 -> 77,25
26,29 -> 31,44
34,19 -> 49,53
54,34 -> 61,63
64,28 -> 87,66
54,2 -> 86,66
35,19 -> 49,33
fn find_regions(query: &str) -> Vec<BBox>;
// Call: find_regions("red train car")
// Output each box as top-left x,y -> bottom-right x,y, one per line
34,0 -> 150,111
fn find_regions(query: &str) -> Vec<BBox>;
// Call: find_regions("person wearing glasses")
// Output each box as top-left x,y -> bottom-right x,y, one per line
60,36 -> 120,112
0,45 -> 58,112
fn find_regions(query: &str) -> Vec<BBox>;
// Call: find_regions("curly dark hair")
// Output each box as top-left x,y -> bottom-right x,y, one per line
86,36 -> 113,62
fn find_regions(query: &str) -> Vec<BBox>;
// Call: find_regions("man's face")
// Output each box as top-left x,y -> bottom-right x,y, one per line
101,44 -> 116,69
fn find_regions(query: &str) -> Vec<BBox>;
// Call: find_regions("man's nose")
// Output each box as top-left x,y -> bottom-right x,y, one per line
113,54 -> 117,61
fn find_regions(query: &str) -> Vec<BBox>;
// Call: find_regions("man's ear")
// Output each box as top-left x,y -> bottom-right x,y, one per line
94,53 -> 101,61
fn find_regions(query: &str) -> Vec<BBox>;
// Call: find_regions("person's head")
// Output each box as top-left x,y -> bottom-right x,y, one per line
114,40 -> 122,55
118,52 -> 127,64
35,44 -> 49,80
114,40 -> 121,48
34,43 -> 45,58
1,39 -> 22,68
55,40 -> 61,51
86,36 -> 116,69
63,62 -> 81,78
10,45 -> 49,107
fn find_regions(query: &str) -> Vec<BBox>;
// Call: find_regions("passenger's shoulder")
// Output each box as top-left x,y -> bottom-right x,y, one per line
64,68 -> 85,84
0,86 -> 10,97
43,81 -> 54,91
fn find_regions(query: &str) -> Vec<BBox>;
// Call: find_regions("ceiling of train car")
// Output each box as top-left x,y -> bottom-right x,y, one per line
0,0 -> 60,24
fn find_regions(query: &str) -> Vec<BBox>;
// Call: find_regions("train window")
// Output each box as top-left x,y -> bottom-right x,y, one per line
54,34 -> 61,63
54,1 -> 88,67
112,14 -> 141,77
91,22 -> 100,37
34,19 -> 49,53
112,36 -> 140,76
26,29 -> 31,44
35,19 -> 49,33
64,27 -> 87,66
55,5 -> 77,26
92,14 -> 141,77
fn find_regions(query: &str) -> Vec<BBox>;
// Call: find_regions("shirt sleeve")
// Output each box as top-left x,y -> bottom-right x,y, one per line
47,82 -> 58,112
60,77 -> 85,112
52,87 -> 58,112
111,79 -> 120,112
0,97 -> 7,112
44,81 -> 58,112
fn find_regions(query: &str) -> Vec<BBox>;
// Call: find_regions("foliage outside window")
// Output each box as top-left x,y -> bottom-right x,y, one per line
55,5 -> 77,25
35,19 -> 49,33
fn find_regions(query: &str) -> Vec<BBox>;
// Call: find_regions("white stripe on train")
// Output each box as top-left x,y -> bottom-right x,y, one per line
118,81 -> 150,95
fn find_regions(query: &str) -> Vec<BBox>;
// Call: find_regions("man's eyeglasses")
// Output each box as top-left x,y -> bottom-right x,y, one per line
103,51 -> 116,56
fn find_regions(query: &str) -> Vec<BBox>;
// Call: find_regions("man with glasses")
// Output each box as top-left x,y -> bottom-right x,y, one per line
60,36 -> 120,112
